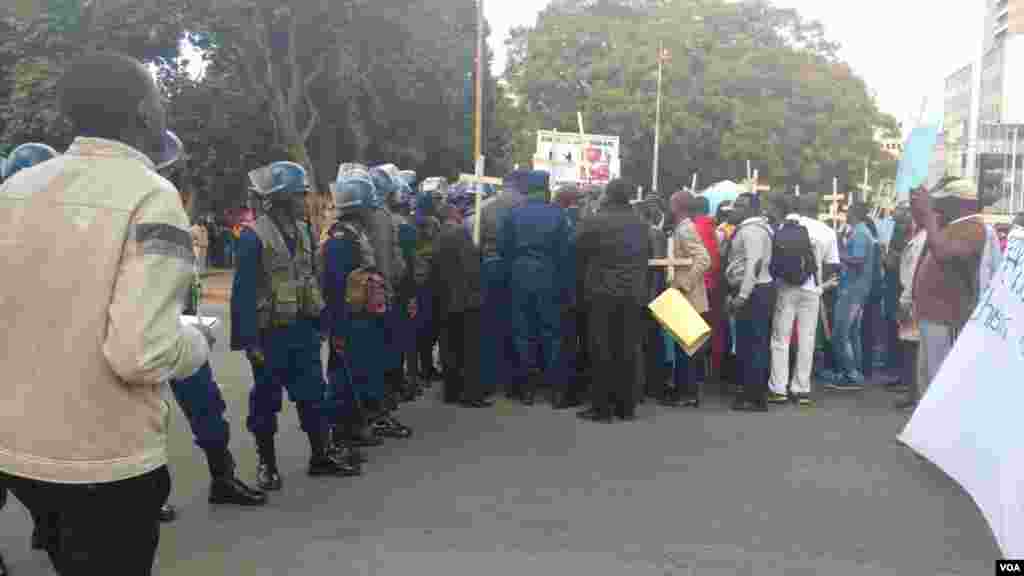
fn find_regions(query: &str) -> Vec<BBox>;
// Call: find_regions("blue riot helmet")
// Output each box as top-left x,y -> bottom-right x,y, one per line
333,163 -> 378,217
154,130 -> 184,172
369,164 -> 399,201
269,161 -> 309,195
248,161 -> 308,216
4,143 -> 58,180
398,170 -> 417,189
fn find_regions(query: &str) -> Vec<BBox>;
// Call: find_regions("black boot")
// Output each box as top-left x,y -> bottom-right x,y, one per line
330,425 -> 366,465
372,412 -> 413,439
206,449 -> 267,506
255,436 -> 283,491
0,550 -> 7,576
307,430 -> 361,477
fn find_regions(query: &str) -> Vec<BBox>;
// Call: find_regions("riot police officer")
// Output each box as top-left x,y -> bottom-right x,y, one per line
231,161 -> 359,492
321,163 -> 384,461
156,131 -> 267,523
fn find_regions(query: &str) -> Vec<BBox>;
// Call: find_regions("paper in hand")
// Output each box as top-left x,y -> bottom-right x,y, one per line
181,315 -> 219,330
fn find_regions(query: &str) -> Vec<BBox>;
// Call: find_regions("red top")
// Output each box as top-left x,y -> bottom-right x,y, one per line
693,215 -> 721,293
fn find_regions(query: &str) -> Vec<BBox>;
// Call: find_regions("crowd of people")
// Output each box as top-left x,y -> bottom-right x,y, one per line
0,50 -> 1007,576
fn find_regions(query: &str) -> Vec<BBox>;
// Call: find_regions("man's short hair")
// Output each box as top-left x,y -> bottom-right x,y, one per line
735,192 -> 759,213
605,179 -> 630,206
58,52 -> 154,139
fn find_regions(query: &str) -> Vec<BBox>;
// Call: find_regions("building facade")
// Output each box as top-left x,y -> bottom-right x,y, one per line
944,64 -> 973,177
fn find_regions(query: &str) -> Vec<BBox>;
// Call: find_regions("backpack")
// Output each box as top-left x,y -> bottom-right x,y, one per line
770,219 -> 817,286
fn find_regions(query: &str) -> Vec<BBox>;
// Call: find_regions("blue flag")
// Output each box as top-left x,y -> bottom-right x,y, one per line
895,124 -> 942,202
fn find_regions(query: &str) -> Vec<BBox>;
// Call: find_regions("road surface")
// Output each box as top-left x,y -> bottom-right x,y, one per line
0,303 -> 999,575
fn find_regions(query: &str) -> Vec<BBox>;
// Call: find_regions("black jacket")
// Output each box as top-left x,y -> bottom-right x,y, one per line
576,204 -> 650,306
431,221 -> 483,316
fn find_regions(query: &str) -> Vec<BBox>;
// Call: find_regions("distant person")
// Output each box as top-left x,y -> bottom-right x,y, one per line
910,178 -> 1000,396
724,193 -> 774,411
576,179 -> 650,421
0,51 -> 212,575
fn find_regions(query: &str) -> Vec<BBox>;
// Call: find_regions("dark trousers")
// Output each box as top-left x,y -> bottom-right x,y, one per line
902,340 -> 920,401
3,466 -> 170,576
735,284 -> 774,405
246,325 -> 323,440
861,297 -> 881,377
644,312 -> 667,399
170,362 -> 230,456
443,309 -> 483,402
577,305 -> 591,392
587,295 -> 639,417
481,259 -> 514,396
554,307 -> 584,402
511,289 -> 561,396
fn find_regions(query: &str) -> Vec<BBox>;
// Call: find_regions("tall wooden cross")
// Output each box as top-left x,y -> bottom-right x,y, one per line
459,166 -> 503,247
821,177 -> 846,225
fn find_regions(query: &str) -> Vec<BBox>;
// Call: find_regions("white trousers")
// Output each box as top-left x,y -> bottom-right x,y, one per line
769,284 -> 820,396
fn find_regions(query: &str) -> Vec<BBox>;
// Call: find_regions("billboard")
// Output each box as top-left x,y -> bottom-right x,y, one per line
533,130 -> 620,188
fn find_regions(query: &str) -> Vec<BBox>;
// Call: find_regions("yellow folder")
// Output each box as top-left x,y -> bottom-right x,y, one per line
648,287 -> 711,357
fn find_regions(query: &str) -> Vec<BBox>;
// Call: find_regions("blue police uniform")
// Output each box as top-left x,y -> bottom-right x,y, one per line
232,161 -> 358,489
498,171 -> 568,403
232,227 -> 324,439
479,171 -> 527,397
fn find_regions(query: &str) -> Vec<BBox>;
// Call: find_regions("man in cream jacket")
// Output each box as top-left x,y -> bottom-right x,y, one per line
0,52 -> 211,575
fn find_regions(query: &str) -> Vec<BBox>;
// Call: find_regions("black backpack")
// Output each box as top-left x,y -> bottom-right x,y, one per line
770,219 -> 817,286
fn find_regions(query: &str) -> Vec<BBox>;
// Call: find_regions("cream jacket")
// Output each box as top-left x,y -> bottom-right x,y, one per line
0,137 -> 209,484
671,218 -> 711,314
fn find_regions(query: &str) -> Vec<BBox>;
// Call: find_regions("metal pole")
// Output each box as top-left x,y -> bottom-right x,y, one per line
652,41 -> 663,196
473,0 -> 484,163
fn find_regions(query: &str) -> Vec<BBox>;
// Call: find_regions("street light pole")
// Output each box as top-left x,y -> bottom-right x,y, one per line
652,40 -> 664,197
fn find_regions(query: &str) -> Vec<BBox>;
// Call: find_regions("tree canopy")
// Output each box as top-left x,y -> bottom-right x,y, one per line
504,0 -> 899,200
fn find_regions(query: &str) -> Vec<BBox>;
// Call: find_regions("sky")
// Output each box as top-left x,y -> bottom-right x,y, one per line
486,0 -> 985,131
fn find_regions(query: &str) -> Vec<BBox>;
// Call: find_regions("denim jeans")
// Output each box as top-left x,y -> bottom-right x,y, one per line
832,288 -> 866,378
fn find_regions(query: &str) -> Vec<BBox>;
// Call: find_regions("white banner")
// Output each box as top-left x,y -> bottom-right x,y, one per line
900,226 -> 1024,557
533,130 -> 620,187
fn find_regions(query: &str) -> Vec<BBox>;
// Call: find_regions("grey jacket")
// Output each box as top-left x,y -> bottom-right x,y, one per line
479,189 -> 526,261
724,217 -> 774,302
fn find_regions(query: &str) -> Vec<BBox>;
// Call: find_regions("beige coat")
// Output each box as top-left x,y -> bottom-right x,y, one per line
0,137 -> 209,484
671,218 -> 711,314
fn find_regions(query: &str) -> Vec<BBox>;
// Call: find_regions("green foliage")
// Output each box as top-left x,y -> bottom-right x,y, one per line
505,0 -> 899,197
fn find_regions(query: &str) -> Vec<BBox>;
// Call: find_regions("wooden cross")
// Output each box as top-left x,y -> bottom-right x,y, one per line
459,168 -> 503,246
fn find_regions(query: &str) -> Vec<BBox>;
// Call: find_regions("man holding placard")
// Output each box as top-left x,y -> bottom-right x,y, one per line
909,177 -> 997,394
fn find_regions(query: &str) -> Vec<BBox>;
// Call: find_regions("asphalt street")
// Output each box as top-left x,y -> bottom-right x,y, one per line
0,303 -> 1000,575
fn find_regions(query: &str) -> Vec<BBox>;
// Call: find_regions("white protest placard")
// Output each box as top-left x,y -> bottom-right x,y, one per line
900,226 -> 1024,557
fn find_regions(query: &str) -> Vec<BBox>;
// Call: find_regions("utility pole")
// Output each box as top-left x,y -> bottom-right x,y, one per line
652,42 -> 668,196
473,0 -> 484,166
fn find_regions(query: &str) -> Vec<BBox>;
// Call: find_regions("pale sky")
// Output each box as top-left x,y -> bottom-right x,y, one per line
486,0 -> 985,130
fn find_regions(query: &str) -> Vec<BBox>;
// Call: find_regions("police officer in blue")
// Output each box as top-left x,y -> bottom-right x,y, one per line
154,131 -> 267,523
232,161 -> 360,492
498,170 -> 568,405
322,164 -> 410,453
477,171 -> 527,399
0,142 -> 58,560
413,180 -> 446,383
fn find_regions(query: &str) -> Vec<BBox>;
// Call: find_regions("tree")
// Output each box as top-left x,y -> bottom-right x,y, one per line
506,0 -> 899,198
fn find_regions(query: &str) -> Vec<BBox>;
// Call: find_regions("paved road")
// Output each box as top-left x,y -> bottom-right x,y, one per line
0,304 -> 1000,575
